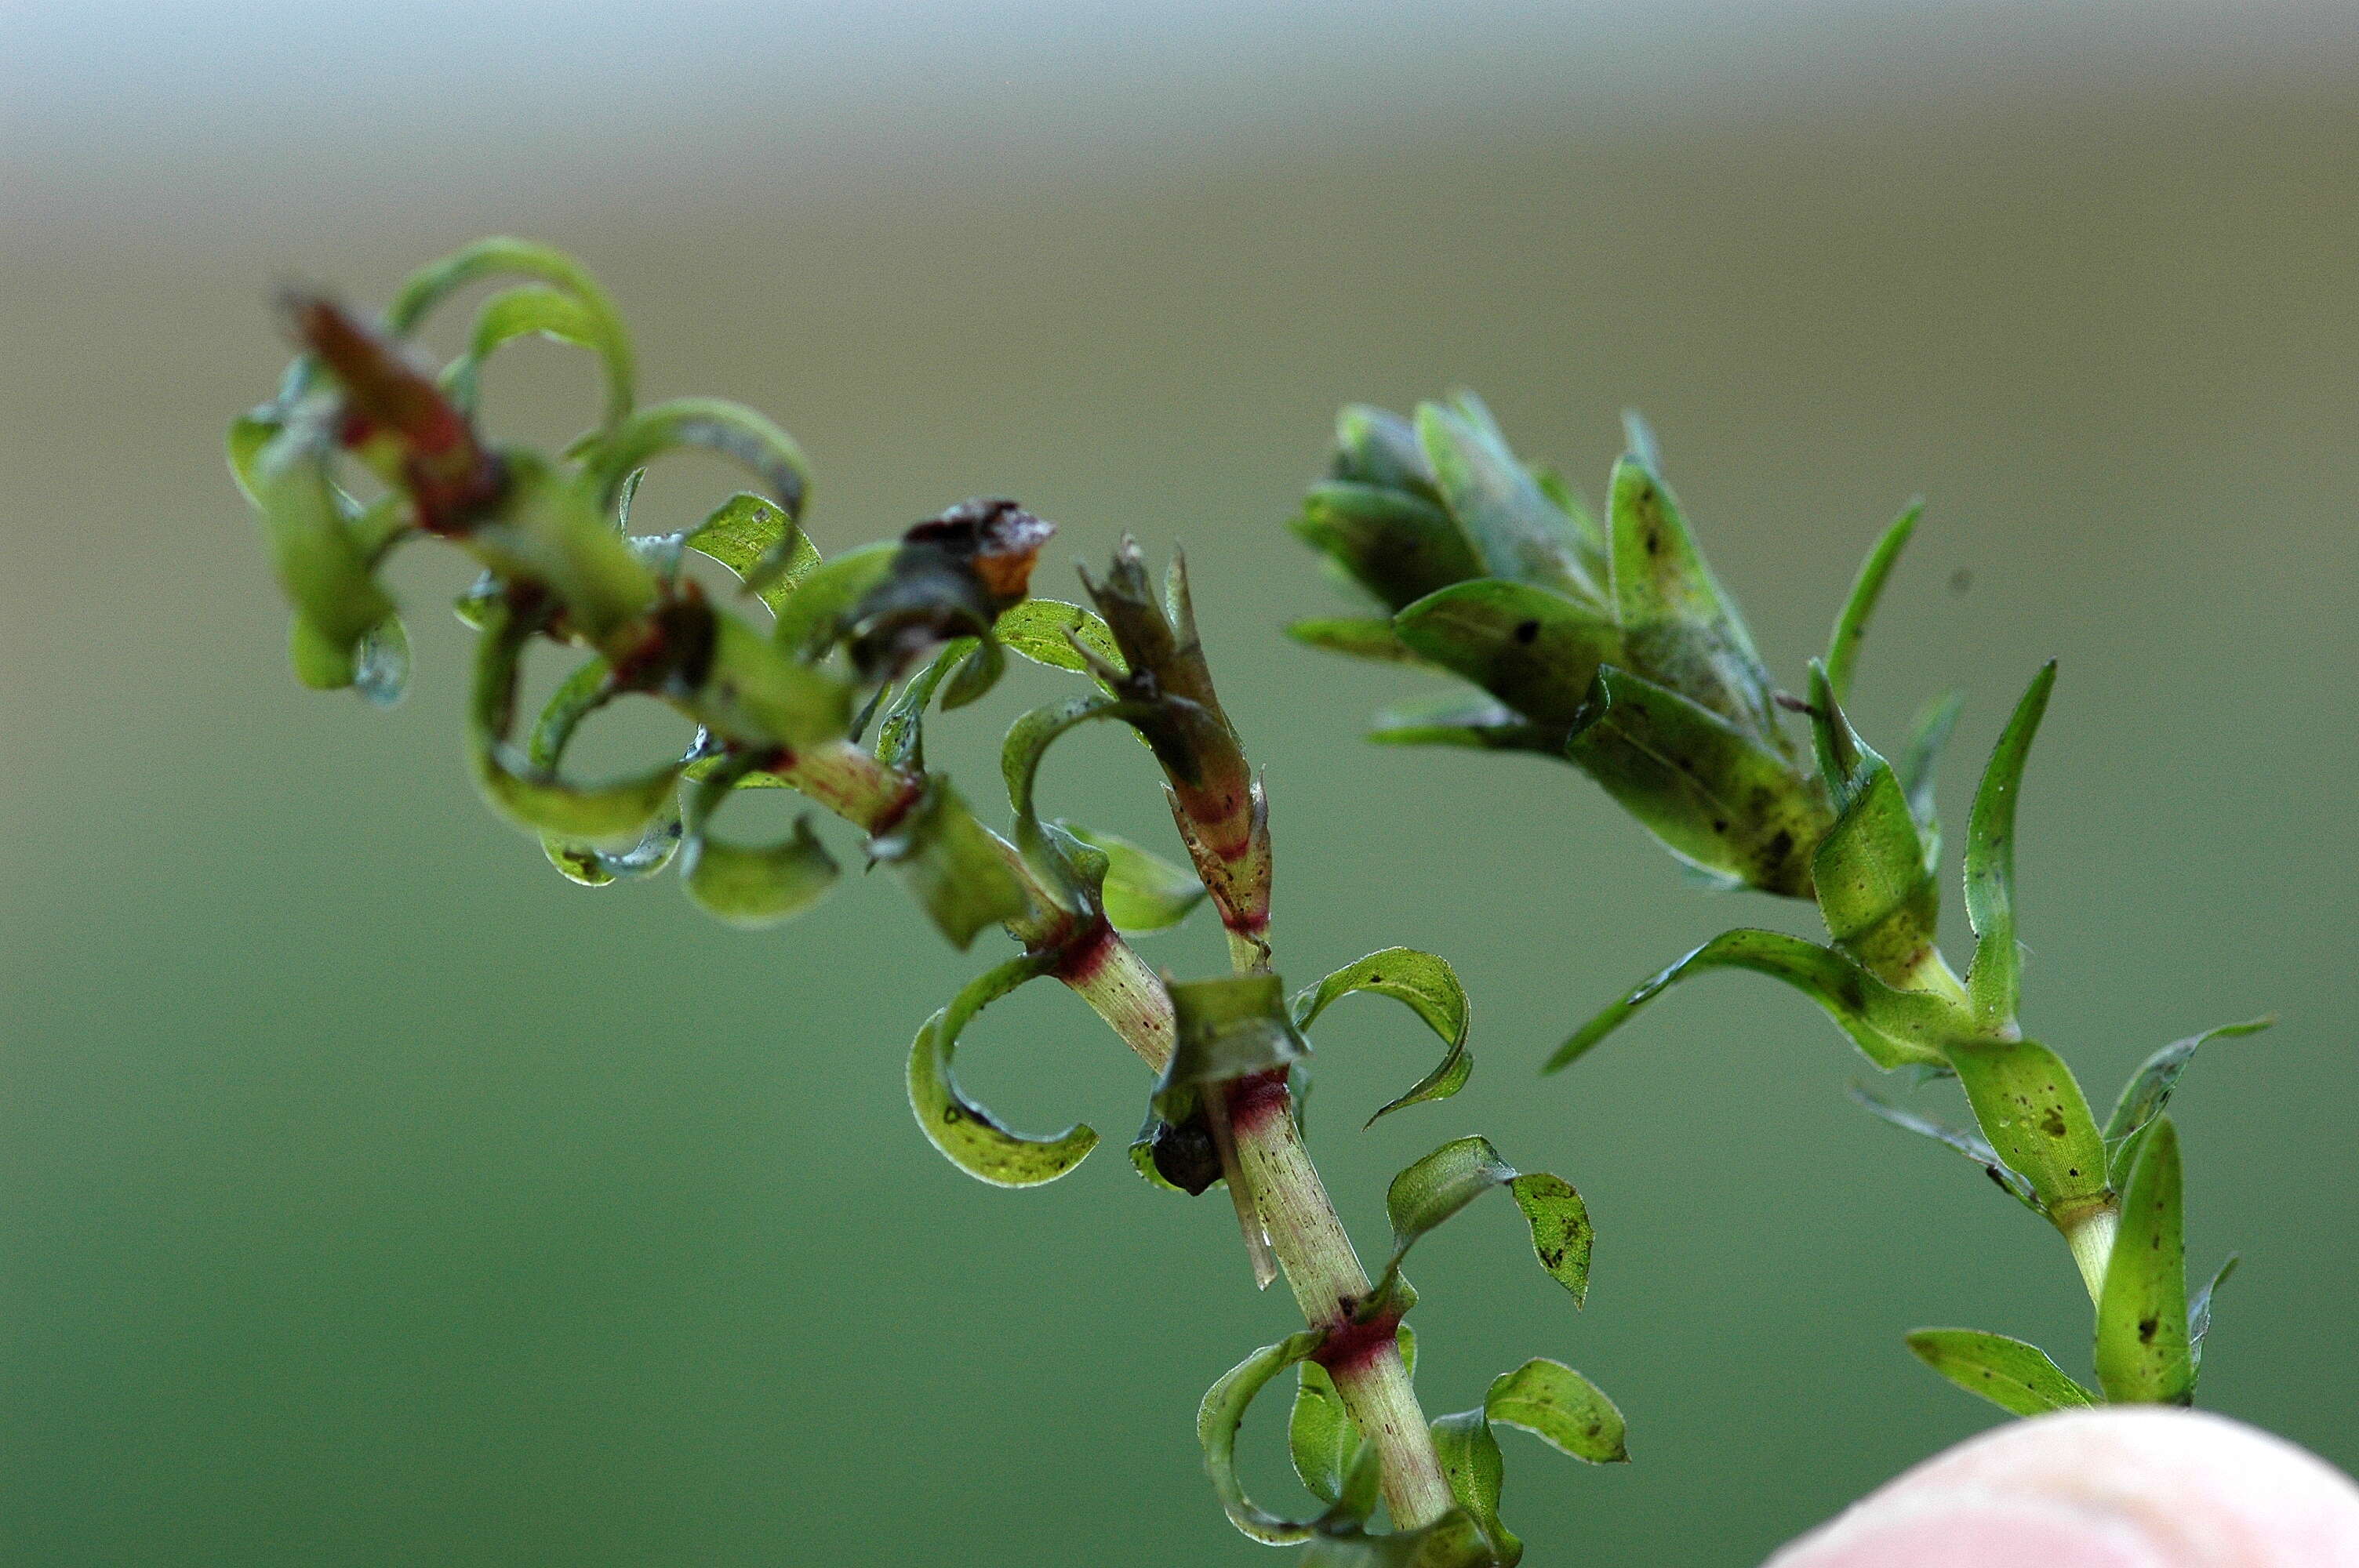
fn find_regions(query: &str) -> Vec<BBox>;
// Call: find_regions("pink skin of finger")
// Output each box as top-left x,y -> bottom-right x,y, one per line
1766,1410 -> 2359,1568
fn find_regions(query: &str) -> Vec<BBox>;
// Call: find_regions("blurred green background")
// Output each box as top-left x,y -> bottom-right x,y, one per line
5,3 -> 2355,1563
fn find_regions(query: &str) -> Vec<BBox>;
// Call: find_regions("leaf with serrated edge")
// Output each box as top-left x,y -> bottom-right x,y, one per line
1550,929 -> 1952,1076
1964,661 -> 2057,1028
2096,1116 -> 2193,1405
1906,1329 -> 2096,1417
907,954 -> 1097,1187
1292,948 -> 1474,1125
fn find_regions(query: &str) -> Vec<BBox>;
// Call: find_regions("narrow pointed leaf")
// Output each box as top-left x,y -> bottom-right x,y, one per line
2189,1254 -> 2238,1376
1848,1083 -> 2037,1208
1906,1329 -> 2096,1417
1288,616 -> 1430,664
867,776 -> 1030,949
1964,660 -> 2058,1027
908,953 -> 1097,1187
1824,502 -> 1921,702
2103,1016 -> 2274,1146
1290,947 -> 1474,1125
1945,1035 -> 2108,1221
1898,688 -> 1965,848
1365,693 -> 1558,753
1606,454 -> 1775,734
2095,1116 -> 2193,1405
1058,825 -> 1205,931
1430,1410 -> 1521,1566
1529,464 -> 1608,587
1485,1357 -> 1628,1464
1550,928 -> 1953,1076
1416,397 -> 1597,599
1198,1330 -> 1330,1544
1565,666 -> 1827,898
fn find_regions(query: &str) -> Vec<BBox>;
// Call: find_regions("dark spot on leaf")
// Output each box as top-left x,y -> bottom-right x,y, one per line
1513,619 -> 1540,645
2139,1316 -> 2158,1343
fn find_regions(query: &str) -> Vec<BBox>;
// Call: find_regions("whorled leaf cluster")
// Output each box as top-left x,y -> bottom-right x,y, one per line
1290,396 -> 2272,1417
229,239 -> 1623,1562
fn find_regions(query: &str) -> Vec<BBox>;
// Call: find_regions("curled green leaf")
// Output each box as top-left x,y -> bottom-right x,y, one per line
1823,501 -> 1921,704
1485,1357 -> 1627,1465
574,397 -> 811,522
439,284 -> 606,422
1290,1361 -> 1360,1507
1290,948 -> 1474,1126
1001,691 -> 1154,910
467,601 -> 682,846
1963,660 -> 2058,1029
1905,1329 -> 2096,1417
1057,825 -> 1205,932
1198,1330 -> 1331,1544
466,449 -> 659,642
525,654 -> 684,885
2095,1116 -> 2192,1405
1549,928 -> 1953,1076
994,597 -> 1126,678
769,540 -> 899,656
907,954 -> 1098,1187
670,492 -> 819,615
1374,1135 -> 1590,1307
383,235 -> 635,428
867,775 -> 1031,951
678,751 -> 839,927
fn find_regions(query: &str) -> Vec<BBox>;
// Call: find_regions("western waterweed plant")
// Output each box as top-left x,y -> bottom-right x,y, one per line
228,240 -> 1627,1565
1289,397 -> 2270,1417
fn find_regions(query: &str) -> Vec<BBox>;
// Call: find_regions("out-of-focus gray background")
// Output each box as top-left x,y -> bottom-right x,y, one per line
5,3 -> 2355,1563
